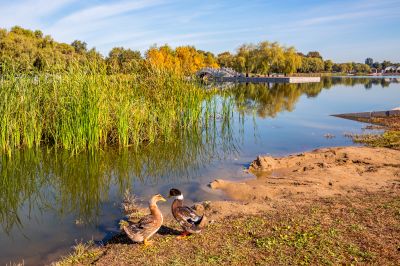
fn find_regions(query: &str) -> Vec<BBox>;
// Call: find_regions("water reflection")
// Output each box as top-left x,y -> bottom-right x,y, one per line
329,76 -> 396,88
218,77 -> 399,118
226,82 -> 329,118
1,77 -> 399,264
0,109 -> 239,233
2,76 -> 400,234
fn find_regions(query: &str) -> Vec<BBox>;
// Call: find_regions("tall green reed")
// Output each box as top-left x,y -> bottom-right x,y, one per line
0,63 -> 207,155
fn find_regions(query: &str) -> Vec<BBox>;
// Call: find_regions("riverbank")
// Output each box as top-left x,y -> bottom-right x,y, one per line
54,146 -> 400,265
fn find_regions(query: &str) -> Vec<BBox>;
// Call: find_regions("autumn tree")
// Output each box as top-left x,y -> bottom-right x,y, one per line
145,45 -> 218,75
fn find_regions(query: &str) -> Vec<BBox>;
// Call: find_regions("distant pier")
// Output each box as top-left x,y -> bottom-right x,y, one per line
333,108 -> 400,119
196,67 -> 320,84
215,76 -> 321,83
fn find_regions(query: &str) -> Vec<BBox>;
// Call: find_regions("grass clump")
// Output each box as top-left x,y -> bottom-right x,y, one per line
53,241 -> 103,266
345,116 -> 400,150
351,131 -> 400,150
0,64 -> 210,155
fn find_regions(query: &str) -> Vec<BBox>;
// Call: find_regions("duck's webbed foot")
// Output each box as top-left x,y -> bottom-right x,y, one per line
143,238 -> 154,246
177,231 -> 190,240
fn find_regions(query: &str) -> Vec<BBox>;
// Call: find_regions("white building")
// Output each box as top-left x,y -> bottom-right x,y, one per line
384,66 -> 399,73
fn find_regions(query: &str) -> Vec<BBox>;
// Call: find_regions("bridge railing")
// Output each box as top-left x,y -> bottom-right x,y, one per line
196,67 -> 243,78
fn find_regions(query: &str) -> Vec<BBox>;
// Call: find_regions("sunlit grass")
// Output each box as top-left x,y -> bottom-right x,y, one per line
0,64 -> 208,155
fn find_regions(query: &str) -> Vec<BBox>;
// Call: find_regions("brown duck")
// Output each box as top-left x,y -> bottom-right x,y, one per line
169,188 -> 207,238
120,194 -> 166,245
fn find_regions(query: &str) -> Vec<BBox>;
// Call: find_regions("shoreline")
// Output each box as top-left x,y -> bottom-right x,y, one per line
54,146 -> 400,265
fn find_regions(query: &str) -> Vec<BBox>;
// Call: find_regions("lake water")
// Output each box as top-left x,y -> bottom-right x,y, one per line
1,77 -> 399,265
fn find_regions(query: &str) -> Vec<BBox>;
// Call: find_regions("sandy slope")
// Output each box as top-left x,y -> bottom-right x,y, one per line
207,146 -> 400,219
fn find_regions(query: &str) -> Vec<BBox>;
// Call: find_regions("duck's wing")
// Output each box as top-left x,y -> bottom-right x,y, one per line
138,214 -> 157,229
176,206 -> 203,226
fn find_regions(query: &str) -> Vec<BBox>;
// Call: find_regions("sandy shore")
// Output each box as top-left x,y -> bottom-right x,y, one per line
55,146 -> 400,265
207,146 -> 400,219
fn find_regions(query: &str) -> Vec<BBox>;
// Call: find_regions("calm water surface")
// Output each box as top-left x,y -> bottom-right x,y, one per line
1,77 -> 399,265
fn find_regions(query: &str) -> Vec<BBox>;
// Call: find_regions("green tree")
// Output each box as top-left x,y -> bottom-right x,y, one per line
365,58 -> 373,66
282,47 -> 302,74
217,52 -> 235,68
107,47 -> 142,74
299,57 -> 324,73
381,60 -> 392,69
255,41 -> 284,75
372,62 -> 381,70
71,40 -> 87,54
324,60 -> 333,72
236,44 -> 258,76
307,51 -> 323,59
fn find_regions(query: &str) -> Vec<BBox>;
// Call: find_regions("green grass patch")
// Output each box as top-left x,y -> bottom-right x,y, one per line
351,131 -> 400,150
0,65 -> 221,155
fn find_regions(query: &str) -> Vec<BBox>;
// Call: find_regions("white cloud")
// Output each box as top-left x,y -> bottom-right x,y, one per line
0,0 -> 78,28
298,8 -> 400,27
54,0 -> 163,25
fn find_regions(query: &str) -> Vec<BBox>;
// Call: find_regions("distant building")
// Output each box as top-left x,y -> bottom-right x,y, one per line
384,66 -> 398,73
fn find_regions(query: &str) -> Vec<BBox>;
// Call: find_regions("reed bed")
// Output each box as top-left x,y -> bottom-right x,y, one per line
0,65 -> 208,155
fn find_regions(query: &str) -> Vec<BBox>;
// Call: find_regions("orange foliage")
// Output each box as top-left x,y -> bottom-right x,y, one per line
145,45 -> 218,75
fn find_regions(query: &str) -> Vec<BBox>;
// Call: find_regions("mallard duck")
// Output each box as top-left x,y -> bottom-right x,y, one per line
120,194 -> 166,245
169,188 -> 207,238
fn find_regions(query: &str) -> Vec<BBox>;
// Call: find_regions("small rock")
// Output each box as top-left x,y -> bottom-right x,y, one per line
208,179 -> 222,189
249,155 -> 277,171
324,133 -> 336,139
303,166 -> 314,171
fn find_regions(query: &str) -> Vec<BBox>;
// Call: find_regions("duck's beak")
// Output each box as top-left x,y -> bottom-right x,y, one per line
159,196 -> 167,202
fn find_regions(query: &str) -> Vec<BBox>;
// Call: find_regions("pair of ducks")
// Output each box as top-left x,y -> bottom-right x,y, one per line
121,188 -> 206,246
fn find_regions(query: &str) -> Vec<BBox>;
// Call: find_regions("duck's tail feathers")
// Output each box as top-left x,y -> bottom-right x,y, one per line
190,215 -> 207,233
123,224 -> 144,243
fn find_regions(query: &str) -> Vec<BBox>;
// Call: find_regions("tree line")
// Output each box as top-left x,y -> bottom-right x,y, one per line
364,57 -> 399,71
1,26 -> 392,76
0,26 -> 218,75
217,43 -> 372,75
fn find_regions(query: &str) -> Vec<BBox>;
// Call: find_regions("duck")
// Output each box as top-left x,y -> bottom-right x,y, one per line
119,194 -> 166,245
169,188 -> 207,238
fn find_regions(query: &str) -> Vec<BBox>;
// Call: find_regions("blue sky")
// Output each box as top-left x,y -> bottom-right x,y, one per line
1,0 -> 399,62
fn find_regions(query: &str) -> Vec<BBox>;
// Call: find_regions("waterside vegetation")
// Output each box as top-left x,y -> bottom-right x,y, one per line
0,66 -> 211,155
1,26 -> 385,77
347,116 -> 400,150
1,26 -> 398,156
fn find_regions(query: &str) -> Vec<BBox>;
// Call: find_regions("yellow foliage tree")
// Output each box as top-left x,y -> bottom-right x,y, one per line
145,45 -> 219,75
